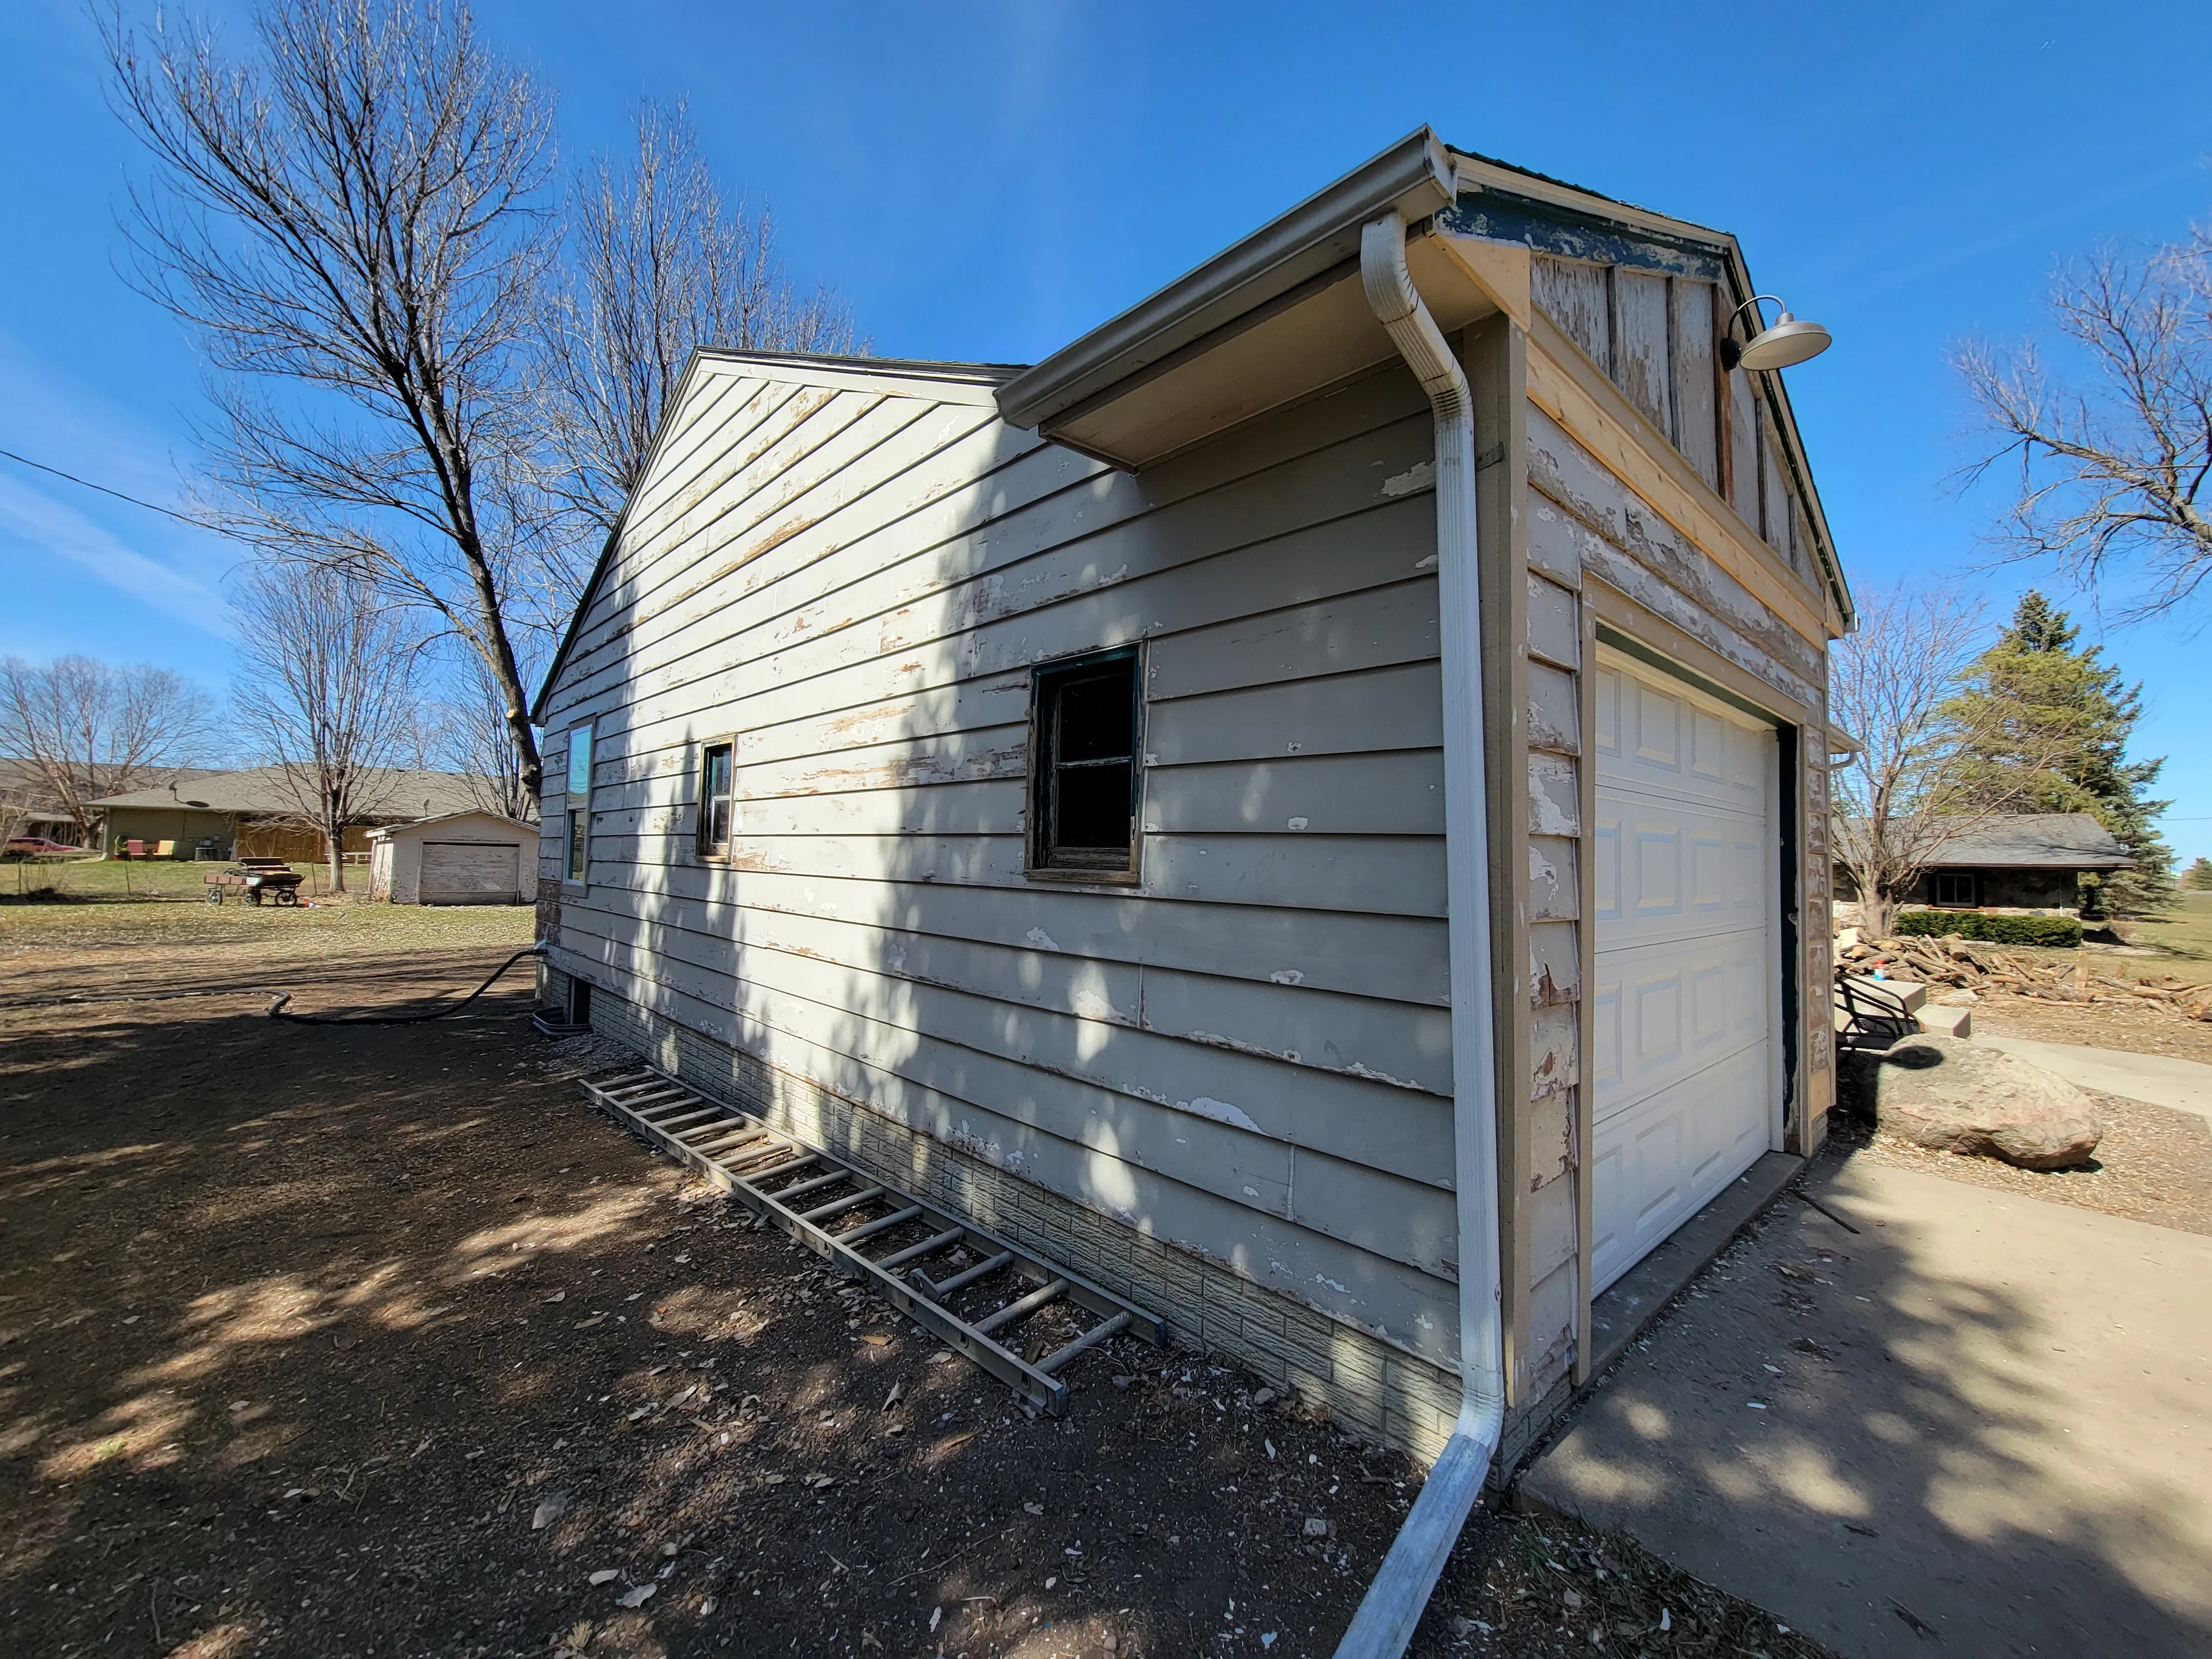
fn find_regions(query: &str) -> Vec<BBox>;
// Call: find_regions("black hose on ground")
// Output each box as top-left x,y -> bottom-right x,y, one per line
265,945 -> 546,1026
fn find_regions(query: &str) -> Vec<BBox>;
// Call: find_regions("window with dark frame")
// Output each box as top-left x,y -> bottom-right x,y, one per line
1029,649 -> 1141,874
697,740 -> 734,857
1934,870 -> 1976,908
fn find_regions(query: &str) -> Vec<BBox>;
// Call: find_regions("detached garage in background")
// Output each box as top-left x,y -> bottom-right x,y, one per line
367,812 -> 536,905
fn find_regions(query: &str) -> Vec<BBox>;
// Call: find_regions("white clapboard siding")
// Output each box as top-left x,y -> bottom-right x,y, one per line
577,861 -> 1450,1009
539,358 -> 1458,1345
571,408 -> 1438,732
558,919 -> 1461,1279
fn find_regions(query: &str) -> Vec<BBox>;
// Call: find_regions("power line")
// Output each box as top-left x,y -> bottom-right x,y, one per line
0,445 -> 204,528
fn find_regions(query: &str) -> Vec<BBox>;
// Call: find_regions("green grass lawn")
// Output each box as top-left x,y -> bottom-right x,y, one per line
0,856 -> 536,954
2111,890 -> 2212,972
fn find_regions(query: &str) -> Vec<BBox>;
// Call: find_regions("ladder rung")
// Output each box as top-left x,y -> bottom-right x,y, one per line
834,1204 -> 922,1244
689,1125 -> 769,1157
975,1277 -> 1070,1336
722,1140 -> 802,1175
744,1152 -> 820,1183
642,1105 -> 723,1135
774,1167 -> 857,1203
914,1249 -> 1014,1301
873,1226 -> 965,1272
617,1083 -> 691,1106
801,1185 -> 886,1224
1037,1311 -> 1132,1376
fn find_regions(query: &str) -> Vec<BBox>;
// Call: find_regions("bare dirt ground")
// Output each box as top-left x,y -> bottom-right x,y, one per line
1834,1034 -> 2212,1238
1,910 -> 1833,1659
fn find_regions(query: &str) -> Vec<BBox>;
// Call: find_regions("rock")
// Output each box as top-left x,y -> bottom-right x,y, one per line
1303,1517 -> 1331,1538
1873,1036 -> 2102,1170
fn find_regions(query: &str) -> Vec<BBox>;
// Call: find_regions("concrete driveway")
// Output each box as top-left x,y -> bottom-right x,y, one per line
1975,1035 -> 2212,1123
1519,1154 -> 2212,1657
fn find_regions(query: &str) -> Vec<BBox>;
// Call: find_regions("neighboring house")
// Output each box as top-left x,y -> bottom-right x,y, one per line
88,766 -> 519,860
0,757 -> 92,846
529,130 -> 1853,1467
367,812 -> 537,905
1835,813 -> 2133,916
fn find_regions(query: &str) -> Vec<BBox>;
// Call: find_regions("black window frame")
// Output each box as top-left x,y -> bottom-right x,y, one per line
1933,869 -> 1977,909
696,738 -> 736,859
1026,646 -> 1142,879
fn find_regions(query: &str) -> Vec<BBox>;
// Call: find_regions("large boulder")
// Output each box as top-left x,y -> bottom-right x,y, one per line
1872,1035 -> 2103,1170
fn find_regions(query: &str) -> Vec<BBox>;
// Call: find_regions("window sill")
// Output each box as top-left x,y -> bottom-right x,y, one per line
1025,865 -> 1141,888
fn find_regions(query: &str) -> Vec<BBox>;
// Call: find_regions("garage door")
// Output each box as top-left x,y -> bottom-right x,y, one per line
1590,650 -> 1778,1293
419,841 -> 520,905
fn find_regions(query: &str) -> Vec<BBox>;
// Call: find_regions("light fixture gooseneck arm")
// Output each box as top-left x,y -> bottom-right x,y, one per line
1723,292 -> 1787,342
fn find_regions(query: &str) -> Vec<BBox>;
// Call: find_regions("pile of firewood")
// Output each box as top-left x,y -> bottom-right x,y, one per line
1839,932 -> 2212,1021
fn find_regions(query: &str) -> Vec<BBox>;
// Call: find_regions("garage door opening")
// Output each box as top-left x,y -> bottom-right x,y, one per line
420,842 -> 522,906
1589,648 -> 1783,1293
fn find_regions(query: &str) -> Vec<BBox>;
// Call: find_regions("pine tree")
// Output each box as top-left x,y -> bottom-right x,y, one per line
2185,857 -> 2212,891
1942,591 -> 2174,913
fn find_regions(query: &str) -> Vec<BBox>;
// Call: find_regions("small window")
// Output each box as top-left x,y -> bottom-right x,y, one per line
1029,648 -> 1141,875
566,808 -> 588,884
566,724 -> 593,797
1934,870 -> 1976,908
697,740 -> 734,858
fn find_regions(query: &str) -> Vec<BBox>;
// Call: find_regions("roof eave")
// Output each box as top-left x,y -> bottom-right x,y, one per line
996,127 -> 1457,435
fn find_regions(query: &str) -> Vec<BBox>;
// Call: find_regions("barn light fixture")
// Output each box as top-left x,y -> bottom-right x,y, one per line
1719,293 -> 1832,372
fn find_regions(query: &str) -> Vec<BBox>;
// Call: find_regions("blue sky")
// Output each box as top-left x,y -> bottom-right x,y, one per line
3,1 -> 2209,858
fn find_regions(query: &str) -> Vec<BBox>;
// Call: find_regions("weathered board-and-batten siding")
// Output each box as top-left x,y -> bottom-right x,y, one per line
537,354 -> 1472,1370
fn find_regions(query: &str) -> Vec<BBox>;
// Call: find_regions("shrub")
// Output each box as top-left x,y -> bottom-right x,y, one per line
1893,910 -> 2081,947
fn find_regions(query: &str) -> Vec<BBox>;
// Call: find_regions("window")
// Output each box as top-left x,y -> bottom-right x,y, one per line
566,724 -> 593,798
1029,648 -> 1141,875
697,740 -> 734,858
566,808 -> 588,884
563,721 -> 593,885
1934,870 -> 1977,908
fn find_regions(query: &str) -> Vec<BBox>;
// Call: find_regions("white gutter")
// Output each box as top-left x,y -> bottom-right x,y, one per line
1332,213 -> 1507,1659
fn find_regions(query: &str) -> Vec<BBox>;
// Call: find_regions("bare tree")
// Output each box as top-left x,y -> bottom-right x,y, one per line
232,563 -> 417,890
537,101 -> 857,532
0,655 -> 212,843
1829,587 -> 2000,938
1957,234 -> 2212,618
428,651 -> 536,820
103,0 -> 564,799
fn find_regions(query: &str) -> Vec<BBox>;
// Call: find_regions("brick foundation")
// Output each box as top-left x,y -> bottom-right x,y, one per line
580,983 -> 1471,1462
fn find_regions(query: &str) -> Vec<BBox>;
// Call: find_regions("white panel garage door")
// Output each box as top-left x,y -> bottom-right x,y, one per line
419,841 -> 520,905
1590,650 -> 1778,1293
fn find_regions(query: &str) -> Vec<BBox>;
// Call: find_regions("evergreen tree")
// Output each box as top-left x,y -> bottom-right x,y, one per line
1942,591 -> 2174,913
2185,857 -> 2212,891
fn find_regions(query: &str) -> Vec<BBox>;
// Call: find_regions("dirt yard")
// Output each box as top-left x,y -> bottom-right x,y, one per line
1,898 -> 1833,1659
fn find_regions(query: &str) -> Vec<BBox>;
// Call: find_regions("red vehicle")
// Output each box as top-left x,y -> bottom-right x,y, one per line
3,836 -> 82,859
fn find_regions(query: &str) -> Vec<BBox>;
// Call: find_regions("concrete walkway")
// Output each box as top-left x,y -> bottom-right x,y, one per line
1520,1157 -> 2212,1657
1976,1035 -> 2212,1122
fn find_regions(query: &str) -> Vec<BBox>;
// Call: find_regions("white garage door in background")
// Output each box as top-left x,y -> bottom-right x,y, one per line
1589,649 -> 1780,1293
419,841 -> 521,905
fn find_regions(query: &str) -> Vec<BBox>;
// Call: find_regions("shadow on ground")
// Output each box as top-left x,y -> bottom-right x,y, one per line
1516,1069 -> 2212,1658
0,950 -> 1461,1659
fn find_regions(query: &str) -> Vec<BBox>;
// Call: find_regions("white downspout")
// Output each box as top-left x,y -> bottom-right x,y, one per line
1332,213 -> 1507,1659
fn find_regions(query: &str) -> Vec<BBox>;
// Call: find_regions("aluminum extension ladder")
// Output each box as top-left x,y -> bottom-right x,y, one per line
581,1067 -> 1164,1415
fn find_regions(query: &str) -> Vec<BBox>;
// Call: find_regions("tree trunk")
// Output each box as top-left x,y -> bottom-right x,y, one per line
1862,890 -> 1893,941
325,826 -> 346,894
